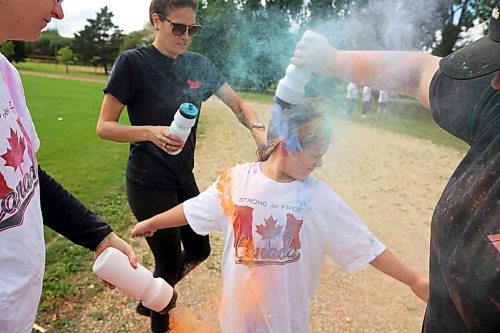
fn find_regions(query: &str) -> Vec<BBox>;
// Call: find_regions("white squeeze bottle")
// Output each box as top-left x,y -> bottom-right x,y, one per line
168,102 -> 199,155
93,247 -> 177,314
274,30 -> 329,107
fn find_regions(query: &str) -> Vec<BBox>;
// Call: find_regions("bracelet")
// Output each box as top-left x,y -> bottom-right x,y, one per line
250,122 -> 265,131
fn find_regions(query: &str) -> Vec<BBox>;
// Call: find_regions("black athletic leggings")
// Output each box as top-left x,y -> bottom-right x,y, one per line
126,178 -> 211,333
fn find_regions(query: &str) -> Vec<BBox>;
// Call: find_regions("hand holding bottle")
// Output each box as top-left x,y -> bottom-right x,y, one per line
93,247 -> 177,313
290,31 -> 337,77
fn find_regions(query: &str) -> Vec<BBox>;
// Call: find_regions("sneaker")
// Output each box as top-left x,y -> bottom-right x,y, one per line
136,302 -> 151,317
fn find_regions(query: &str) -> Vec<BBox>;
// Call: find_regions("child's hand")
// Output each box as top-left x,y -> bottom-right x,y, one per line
410,275 -> 429,303
131,221 -> 157,238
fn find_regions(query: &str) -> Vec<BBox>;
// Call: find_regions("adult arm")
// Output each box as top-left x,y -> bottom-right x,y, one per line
214,83 -> 267,147
39,166 -> 137,268
291,36 -> 441,109
369,249 -> 429,302
96,93 -> 183,154
131,203 -> 188,238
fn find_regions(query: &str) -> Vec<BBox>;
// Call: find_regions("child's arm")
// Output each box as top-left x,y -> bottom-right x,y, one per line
131,204 -> 188,238
369,249 -> 429,302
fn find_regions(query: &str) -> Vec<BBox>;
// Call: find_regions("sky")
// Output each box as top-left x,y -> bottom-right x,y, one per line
47,0 -> 152,37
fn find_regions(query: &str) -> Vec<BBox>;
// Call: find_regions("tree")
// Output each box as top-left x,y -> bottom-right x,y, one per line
192,0 -> 299,91
120,28 -> 154,52
0,41 -> 15,61
25,29 -> 71,58
11,41 -> 28,63
432,0 -> 492,56
72,6 -> 123,73
57,46 -> 75,73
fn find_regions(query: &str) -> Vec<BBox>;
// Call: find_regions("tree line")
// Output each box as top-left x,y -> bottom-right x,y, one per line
0,0 -> 493,91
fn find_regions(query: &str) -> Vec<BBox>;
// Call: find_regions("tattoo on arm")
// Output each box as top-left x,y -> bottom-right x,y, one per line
234,108 -> 252,130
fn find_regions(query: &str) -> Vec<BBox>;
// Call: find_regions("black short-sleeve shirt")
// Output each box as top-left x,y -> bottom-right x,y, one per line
424,70 -> 500,332
104,45 -> 225,190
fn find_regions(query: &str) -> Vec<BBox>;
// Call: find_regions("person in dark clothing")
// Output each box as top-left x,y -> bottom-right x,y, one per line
0,1 -> 137,332
96,0 -> 266,332
290,2 -> 500,332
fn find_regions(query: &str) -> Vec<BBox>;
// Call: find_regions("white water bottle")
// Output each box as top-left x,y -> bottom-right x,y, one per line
274,30 -> 329,107
168,102 -> 199,155
93,247 -> 177,313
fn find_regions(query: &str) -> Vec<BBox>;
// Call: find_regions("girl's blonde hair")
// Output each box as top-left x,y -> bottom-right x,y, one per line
257,103 -> 333,161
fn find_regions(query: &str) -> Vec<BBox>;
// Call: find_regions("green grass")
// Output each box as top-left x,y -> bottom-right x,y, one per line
23,74 -> 128,203
15,61 -> 108,83
237,90 -> 275,103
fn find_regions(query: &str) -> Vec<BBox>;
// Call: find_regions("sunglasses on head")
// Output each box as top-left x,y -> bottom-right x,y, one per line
157,13 -> 202,37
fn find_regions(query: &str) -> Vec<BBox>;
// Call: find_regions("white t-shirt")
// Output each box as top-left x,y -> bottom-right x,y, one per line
361,86 -> 372,102
346,82 -> 358,100
378,90 -> 390,103
184,163 -> 385,333
0,53 -> 44,333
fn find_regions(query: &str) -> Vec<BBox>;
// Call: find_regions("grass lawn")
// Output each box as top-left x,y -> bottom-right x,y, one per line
15,61 -> 108,82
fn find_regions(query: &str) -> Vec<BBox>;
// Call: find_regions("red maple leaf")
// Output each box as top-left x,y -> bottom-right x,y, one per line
0,172 -> 12,221
0,172 -> 12,198
256,215 -> 282,241
1,128 -> 26,172
16,118 -> 34,163
283,213 -> 304,249
187,79 -> 202,89
233,205 -> 255,248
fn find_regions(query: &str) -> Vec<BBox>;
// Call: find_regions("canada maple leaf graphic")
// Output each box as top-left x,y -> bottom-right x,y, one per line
187,79 -> 202,89
0,172 -> 12,198
283,213 -> 304,249
233,205 -> 255,248
16,118 -> 34,163
0,173 -> 12,221
256,216 -> 282,242
1,128 -> 26,173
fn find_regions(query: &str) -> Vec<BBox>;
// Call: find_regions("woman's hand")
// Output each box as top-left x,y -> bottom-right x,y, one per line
147,125 -> 185,154
131,220 -> 157,238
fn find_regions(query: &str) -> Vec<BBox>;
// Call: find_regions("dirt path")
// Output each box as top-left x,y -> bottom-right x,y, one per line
53,97 -> 465,332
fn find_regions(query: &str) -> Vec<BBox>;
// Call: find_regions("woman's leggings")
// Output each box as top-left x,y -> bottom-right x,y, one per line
126,178 -> 211,333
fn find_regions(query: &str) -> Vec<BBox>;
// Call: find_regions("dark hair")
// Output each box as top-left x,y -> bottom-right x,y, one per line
149,0 -> 199,24
257,102 -> 333,161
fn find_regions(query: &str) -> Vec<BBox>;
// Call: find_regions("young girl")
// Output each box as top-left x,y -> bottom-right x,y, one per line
97,0 -> 265,330
132,103 -> 429,333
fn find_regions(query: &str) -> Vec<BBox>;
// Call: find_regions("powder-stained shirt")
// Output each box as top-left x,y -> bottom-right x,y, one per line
184,162 -> 385,333
423,70 -> 500,332
0,52 -> 44,333
104,45 -> 226,190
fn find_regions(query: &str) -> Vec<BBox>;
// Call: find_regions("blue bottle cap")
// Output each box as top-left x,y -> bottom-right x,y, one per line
179,103 -> 199,119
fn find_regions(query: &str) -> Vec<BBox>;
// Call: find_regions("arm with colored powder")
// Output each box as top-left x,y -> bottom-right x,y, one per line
131,204 -> 188,238
369,249 -> 429,302
290,35 -> 441,109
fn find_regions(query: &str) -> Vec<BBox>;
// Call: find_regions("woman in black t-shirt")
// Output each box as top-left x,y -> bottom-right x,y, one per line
97,1 -> 266,332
